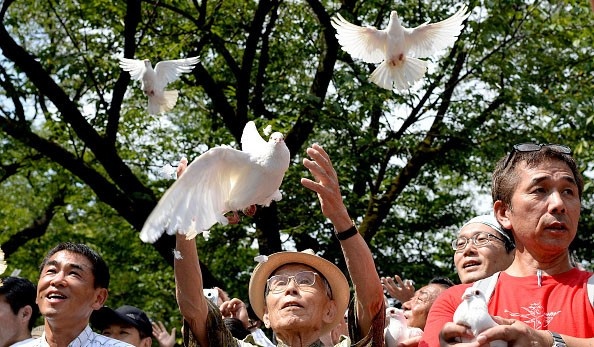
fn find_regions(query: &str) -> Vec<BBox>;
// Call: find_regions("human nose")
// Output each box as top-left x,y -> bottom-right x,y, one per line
402,298 -> 413,310
282,277 -> 300,293
49,271 -> 67,287
460,239 -> 478,254
548,190 -> 566,214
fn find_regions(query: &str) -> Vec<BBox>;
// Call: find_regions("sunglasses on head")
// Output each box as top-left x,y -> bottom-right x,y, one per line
502,143 -> 571,169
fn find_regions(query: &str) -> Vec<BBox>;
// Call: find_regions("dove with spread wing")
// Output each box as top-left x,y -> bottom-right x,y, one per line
453,287 -> 507,347
332,5 -> 470,90
384,307 -> 423,346
140,121 -> 290,243
119,56 -> 199,114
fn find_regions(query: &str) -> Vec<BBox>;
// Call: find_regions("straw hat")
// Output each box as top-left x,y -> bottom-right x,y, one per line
248,249 -> 350,335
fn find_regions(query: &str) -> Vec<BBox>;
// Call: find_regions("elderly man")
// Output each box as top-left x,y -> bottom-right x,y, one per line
421,143 -> 594,346
174,144 -> 385,346
453,214 -> 515,284
22,242 -> 131,347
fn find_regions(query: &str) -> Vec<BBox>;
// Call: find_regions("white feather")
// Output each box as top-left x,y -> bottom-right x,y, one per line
332,5 -> 469,91
119,56 -> 199,114
384,307 -> 423,346
140,121 -> 290,243
453,287 -> 507,347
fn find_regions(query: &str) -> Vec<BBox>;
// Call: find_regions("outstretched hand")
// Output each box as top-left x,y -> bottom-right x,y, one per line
152,321 -> 177,347
381,275 -> 415,303
301,144 -> 352,231
219,298 -> 250,328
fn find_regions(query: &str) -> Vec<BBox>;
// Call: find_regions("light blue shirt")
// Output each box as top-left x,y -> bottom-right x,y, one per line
21,326 -> 133,347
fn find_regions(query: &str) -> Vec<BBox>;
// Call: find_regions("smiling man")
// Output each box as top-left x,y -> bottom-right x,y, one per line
23,243 -> 131,347
421,143 -> 594,346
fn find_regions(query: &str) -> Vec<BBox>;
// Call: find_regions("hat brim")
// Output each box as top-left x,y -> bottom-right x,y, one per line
90,307 -> 151,337
248,251 -> 350,335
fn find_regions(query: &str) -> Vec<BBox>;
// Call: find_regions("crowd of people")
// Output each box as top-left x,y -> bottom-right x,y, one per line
1,142 -> 593,347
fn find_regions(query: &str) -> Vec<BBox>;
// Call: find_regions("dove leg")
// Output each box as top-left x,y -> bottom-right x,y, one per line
243,205 -> 257,217
225,211 -> 241,224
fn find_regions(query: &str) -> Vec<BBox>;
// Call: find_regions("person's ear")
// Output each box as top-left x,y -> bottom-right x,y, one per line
494,201 -> 512,230
262,308 -> 271,328
140,336 -> 152,347
322,300 -> 337,324
91,288 -> 109,310
19,305 -> 33,322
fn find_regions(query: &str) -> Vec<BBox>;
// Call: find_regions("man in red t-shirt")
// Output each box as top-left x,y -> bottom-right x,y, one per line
421,143 -> 594,346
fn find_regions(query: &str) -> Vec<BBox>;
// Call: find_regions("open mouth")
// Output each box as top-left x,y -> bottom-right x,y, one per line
462,261 -> 481,269
47,292 -> 67,301
281,301 -> 303,309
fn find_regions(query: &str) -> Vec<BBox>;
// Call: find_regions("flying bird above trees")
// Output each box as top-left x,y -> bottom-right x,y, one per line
332,5 -> 470,91
140,121 -> 291,243
119,56 -> 199,114
453,287 -> 506,347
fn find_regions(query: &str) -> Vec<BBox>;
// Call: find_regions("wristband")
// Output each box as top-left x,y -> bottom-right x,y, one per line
335,224 -> 359,241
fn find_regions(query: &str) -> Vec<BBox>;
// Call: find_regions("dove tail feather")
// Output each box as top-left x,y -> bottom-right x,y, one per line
369,57 -> 427,91
148,90 -> 179,114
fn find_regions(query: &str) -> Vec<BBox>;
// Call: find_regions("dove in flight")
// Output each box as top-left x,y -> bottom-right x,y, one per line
453,287 -> 507,347
332,5 -> 470,90
119,56 -> 199,114
384,307 -> 423,346
140,121 -> 290,243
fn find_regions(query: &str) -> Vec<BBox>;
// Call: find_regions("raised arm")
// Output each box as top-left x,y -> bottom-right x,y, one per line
173,159 -> 210,346
300,144 -> 385,337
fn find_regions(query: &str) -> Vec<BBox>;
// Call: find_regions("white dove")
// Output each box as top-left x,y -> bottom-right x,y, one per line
140,121 -> 290,243
119,56 -> 199,114
384,307 -> 423,346
453,287 -> 507,347
332,5 -> 470,90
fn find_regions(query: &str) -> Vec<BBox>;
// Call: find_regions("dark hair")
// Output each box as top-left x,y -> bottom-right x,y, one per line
224,317 -> 251,339
39,242 -> 110,289
0,276 -> 40,330
492,147 -> 584,207
428,276 -> 455,289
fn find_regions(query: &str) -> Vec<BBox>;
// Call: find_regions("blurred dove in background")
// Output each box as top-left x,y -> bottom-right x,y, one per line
384,307 -> 423,346
332,5 -> 470,90
119,56 -> 199,114
140,121 -> 290,243
453,287 -> 507,347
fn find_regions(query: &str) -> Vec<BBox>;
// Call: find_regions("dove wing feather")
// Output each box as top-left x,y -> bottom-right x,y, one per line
332,14 -> 387,64
405,5 -> 469,58
119,58 -> 147,80
241,121 -> 268,155
153,57 -> 200,89
140,147 -> 252,243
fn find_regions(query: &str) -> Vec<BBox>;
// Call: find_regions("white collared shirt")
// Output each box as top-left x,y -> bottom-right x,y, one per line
21,326 -> 133,347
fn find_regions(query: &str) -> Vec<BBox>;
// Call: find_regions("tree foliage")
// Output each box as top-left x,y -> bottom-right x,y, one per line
1,0 -> 593,331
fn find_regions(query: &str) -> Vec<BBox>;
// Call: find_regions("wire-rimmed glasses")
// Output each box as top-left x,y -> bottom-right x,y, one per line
451,232 -> 506,252
266,271 -> 319,294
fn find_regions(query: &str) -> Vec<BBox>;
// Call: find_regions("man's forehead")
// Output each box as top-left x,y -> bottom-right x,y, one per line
45,251 -> 92,269
458,223 -> 496,237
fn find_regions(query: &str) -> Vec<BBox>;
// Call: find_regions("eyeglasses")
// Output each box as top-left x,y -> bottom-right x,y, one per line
266,271 -> 319,294
502,143 -> 571,169
451,232 -> 506,252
